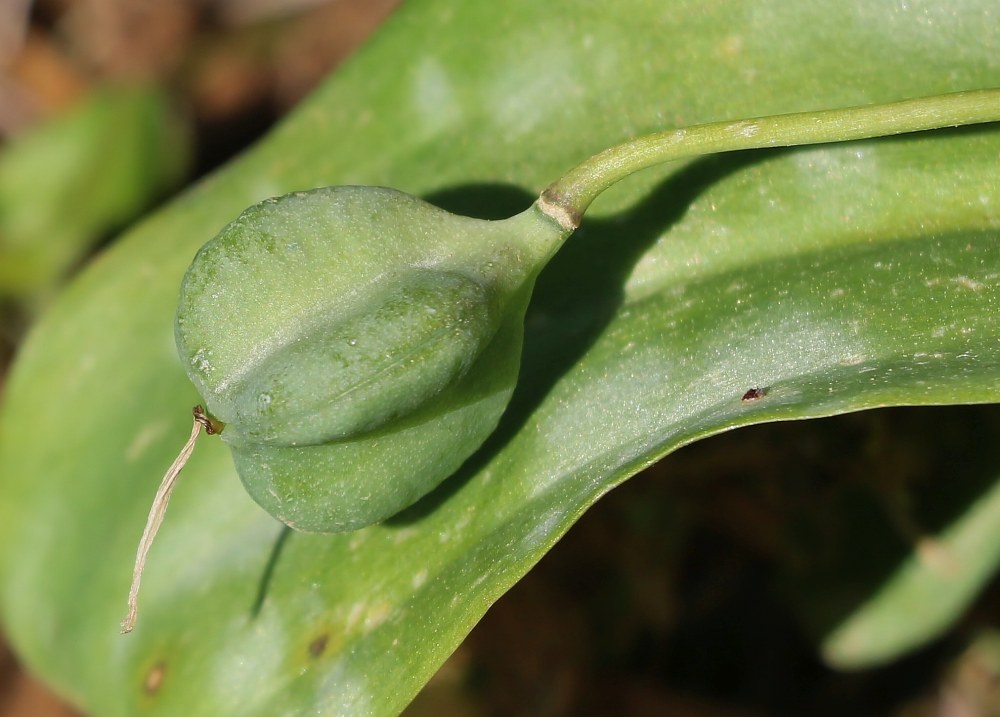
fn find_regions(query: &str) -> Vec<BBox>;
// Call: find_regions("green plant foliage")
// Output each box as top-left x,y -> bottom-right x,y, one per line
823,461 -> 1000,669
0,86 -> 188,302
0,2 -> 997,715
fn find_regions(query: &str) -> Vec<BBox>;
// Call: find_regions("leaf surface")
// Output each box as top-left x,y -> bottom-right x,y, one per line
0,1 -> 998,714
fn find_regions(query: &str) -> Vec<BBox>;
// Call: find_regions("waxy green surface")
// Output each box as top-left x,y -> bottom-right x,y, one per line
0,1 -> 998,715
176,187 -> 565,531
0,86 -> 186,301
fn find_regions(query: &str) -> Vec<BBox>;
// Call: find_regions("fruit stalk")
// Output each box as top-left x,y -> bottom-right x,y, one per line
539,88 -> 1000,229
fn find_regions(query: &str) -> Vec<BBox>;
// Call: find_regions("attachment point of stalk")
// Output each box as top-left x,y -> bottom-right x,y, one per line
536,189 -> 581,232
193,404 -> 224,435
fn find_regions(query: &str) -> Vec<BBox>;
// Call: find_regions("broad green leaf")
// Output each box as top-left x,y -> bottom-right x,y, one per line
1,2 -> 998,715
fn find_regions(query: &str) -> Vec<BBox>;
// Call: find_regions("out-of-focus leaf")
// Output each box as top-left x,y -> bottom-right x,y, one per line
0,86 -> 188,300
823,462 -> 1000,669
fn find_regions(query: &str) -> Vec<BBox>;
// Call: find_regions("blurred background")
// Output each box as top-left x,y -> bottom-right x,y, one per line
1,2 -> 999,716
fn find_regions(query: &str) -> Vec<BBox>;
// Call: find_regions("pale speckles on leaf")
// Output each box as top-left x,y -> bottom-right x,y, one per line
839,354 -> 866,367
411,57 -> 461,132
411,569 -> 428,590
364,601 -> 393,632
486,42 -> 573,138
125,420 -> 169,462
344,601 -> 365,633
952,275 -> 983,291
436,508 -> 474,544
391,527 -> 418,545
344,599 -> 394,636
207,614 -> 288,706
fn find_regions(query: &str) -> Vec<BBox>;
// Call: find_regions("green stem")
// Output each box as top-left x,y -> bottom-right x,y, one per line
537,88 -> 1000,229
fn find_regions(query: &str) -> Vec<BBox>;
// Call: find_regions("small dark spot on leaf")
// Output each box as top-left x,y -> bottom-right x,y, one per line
741,387 -> 767,402
144,661 -> 166,695
308,633 -> 330,658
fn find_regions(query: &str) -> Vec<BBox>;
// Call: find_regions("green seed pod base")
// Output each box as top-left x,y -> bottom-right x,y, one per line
231,309 -> 526,532
176,186 -> 566,532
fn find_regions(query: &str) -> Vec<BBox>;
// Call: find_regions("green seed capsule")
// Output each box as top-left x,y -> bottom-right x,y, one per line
217,269 -> 497,447
175,186 -> 567,531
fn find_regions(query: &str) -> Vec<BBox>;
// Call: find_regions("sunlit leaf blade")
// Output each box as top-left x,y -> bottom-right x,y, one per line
0,1 -> 998,715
